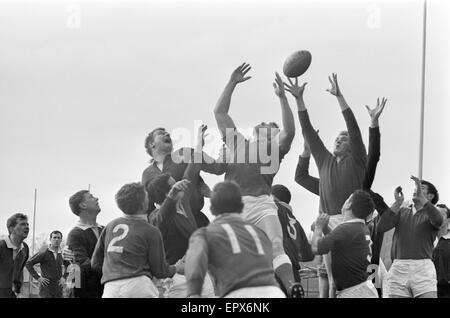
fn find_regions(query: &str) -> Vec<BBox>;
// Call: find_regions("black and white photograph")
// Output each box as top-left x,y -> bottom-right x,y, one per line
0,0 -> 449,303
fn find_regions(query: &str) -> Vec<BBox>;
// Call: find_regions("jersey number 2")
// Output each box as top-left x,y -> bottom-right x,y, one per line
107,224 -> 129,253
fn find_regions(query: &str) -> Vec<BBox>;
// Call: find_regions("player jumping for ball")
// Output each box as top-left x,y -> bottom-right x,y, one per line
213,63 -> 302,297
285,73 -> 367,297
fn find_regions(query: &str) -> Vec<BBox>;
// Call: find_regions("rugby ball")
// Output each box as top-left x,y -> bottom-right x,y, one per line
283,50 -> 312,78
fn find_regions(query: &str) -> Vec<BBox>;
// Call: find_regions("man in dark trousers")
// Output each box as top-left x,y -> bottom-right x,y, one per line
0,213 -> 30,298
26,230 -> 67,298
64,190 -> 104,298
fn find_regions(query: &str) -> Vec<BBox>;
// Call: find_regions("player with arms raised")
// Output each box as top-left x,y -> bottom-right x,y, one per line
213,63 -> 301,297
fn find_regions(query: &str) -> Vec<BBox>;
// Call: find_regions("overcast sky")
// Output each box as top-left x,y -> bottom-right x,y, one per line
1,0 -> 449,249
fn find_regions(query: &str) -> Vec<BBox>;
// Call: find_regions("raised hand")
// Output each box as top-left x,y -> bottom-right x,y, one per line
273,72 -> 286,98
394,186 -> 404,204
315,213 -> 330,231
284,77 -> 308,99
38,277 -> 50,286
230,63 -> 252,84
366,97 -> 387,127
196,124 -> 208,149
168,179 -> 191,201
411,175 -> 428,207
326,73 -> 342,97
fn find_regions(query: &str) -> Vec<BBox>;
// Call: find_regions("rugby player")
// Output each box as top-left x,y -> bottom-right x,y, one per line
91,182 -> 182,298
213,63 -> 302,297
185,181 -> 285,298
311,190 -> 378,298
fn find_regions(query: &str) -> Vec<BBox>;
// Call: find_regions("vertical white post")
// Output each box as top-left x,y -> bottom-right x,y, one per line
418,0 -> 427,179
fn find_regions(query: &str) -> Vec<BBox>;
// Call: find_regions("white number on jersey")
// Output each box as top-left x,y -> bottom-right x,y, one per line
365,234 -> 373,262
287,216 -> 298,240
107,224 -> 129,253
221,223 -> 265,255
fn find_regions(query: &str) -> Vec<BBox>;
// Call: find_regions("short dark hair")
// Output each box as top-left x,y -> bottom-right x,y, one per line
350,190 -> 375,220
144,127 -> 165,157
271,184 -> 291,204
7,213 -> 28,234
69,190 -> 89,216
147,174 -> 171,205
50,231 -> 62,239
116,183 -> 147,215
421,180 -> 439,205
210,181 -> 244,215
437,204 -> 450,218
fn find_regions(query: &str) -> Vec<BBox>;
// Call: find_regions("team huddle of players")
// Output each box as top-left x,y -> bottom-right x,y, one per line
16,63 -> 449,299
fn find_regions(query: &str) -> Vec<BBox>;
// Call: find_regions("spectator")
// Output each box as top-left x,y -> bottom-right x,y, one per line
0,213 -> 30,298
26,230 -> 67,298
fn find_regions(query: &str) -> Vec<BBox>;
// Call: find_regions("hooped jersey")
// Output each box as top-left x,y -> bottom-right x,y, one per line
185,213 -> 278,297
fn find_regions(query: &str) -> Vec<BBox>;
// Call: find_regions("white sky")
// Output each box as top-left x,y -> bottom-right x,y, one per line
1,0 -> 449,249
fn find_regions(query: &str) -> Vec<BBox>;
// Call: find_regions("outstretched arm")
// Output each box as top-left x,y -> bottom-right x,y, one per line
411,175 -> 443,229
327,73 -> 367,167
294,138 -> 319,195
185,228 -> 209,298
285,78 -> 330,168
273,72 -> 295,155
214,63 -> 251,140
376,187 -> 404,233
363,98 -> 387,190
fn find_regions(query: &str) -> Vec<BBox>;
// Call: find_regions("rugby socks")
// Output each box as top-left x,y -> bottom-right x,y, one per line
273,254 -> 295,297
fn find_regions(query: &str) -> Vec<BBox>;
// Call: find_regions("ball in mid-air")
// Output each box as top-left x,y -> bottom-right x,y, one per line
283,50 -> 312,78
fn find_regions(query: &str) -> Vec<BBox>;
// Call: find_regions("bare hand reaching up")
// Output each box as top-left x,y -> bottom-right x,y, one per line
326,73 -> 342,97
229,63 -> 252,84
366,97 -> 387,128
284,77 -> 308,99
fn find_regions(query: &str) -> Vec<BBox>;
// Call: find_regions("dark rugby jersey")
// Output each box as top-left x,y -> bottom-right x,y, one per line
298,109 -> 366,215
276,200 -> 313,268
185,213 -> 277,297
317,220 -> 372,291
222,130 -> 285,197
142,148 -> 226,227
378,202 -> 442,260
91,215 -> 175,284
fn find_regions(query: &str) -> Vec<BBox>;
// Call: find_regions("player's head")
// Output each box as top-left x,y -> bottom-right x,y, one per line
333,131 -> 350,157
49,230 -> 62,248
419,180 -> 439,205
69,190 -> 101,217
436,203 -> 450,235
145,127 -> 173,157
271,184 -> 291,204
7,213 -> 29,240
147,173 -> 177,205
253,122 -> 280,142
342,189 -> 375,220
437,204 -> 450,219
210,181 -> 244,216
116,182 -> 149,215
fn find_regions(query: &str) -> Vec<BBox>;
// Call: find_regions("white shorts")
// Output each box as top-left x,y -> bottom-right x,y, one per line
336,280 -> 379,298
155,273 -> 216,298
103,275 -> 159,298
388,259 -> 437,298
225,286 -> 286,298
242,195 -> 278,225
